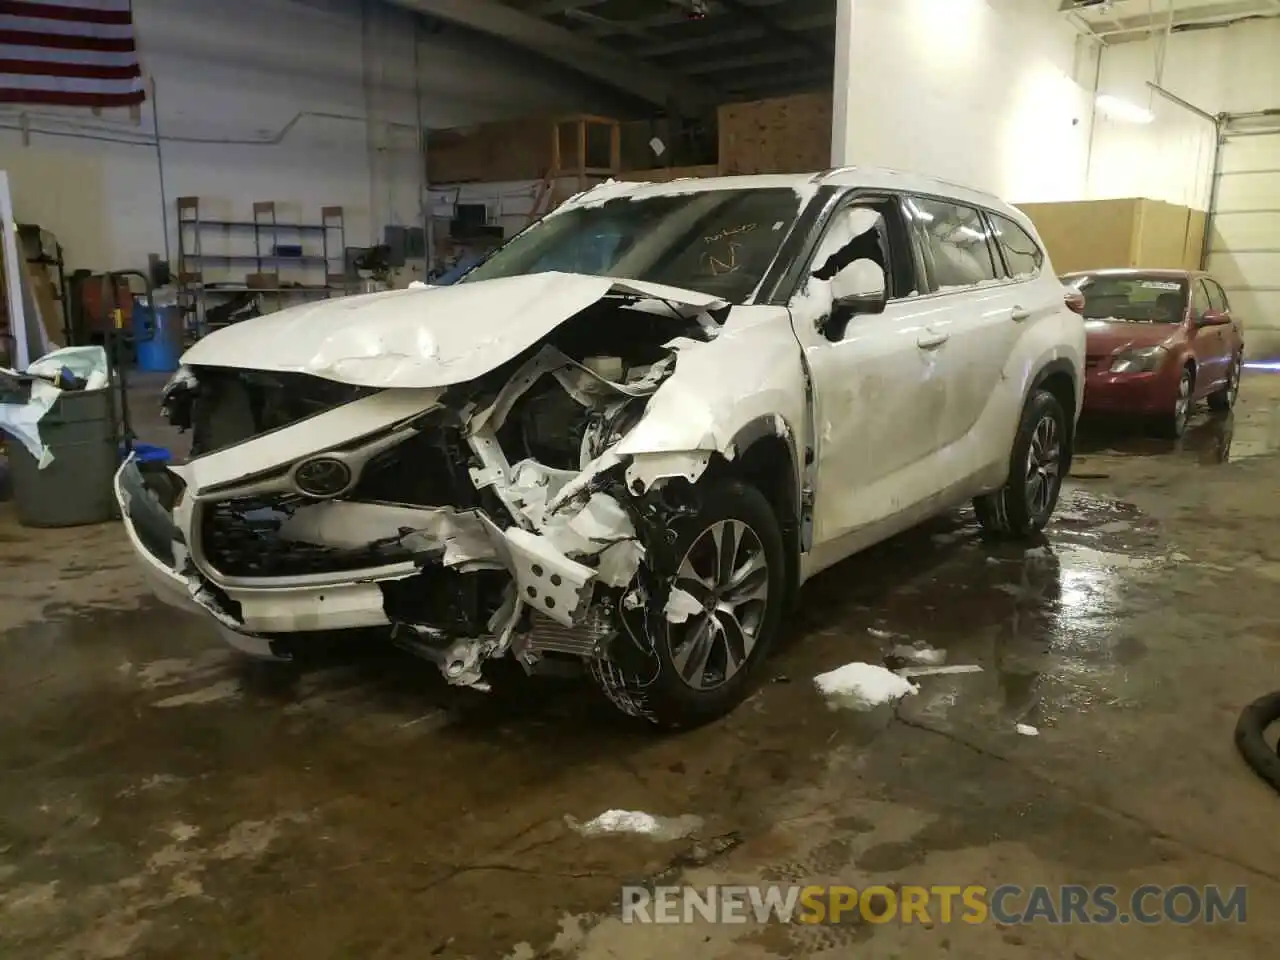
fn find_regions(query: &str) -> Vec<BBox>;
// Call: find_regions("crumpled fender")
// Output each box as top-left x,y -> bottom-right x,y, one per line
611,306 -> 808,492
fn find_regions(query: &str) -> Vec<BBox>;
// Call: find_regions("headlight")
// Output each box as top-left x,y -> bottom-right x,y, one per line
1109,346 -> 1167,374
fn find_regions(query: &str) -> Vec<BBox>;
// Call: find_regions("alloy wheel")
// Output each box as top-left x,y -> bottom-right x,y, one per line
1174,372 -> 1192,431
1024,414 -> 1061,519
1228,357 -> 1241,406
667,519 -> 770,691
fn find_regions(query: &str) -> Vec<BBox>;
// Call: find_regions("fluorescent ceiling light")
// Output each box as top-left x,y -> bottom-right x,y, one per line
1095,94 -> 1154,124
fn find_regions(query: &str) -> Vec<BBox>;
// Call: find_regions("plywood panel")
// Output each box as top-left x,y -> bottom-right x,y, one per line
1015,199 -> 1138,274
427,117 -> 556,183
718,92 -> 833,175
1182,209 -> 1207,272
1132,199 -> 1194,269
622,165 -> 720,182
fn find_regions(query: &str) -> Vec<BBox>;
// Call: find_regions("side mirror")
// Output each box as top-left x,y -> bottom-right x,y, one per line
830,258 -> 887,316
1198,309 -> 1228,326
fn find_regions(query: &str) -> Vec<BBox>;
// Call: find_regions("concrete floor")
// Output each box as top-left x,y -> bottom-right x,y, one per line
3,372 -> 1280,959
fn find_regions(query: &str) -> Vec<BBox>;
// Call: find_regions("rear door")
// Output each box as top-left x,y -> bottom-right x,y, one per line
902,198 -> 1034,466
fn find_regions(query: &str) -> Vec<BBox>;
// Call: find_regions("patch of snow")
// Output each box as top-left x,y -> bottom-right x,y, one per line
867,627 -> 895,640
890,643 -> 946,666
897,664 -> 983,679
568,809 -> 703,841
814,662 -> 918,711
151,679 -> 241,709
1015,723 -> 1040,737
166,823 -> 200,843
663,587 -> 704,624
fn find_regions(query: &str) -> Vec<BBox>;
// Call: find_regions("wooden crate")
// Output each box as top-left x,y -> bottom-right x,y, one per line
717,92 -> 833,176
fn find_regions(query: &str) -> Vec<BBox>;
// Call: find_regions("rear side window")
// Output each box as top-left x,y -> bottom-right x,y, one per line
988,213 -> 1044,279
904,196 -> 999,291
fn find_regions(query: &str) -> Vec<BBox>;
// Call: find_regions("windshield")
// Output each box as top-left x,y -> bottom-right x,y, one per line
456,188 -> 804,304
1064,274 -> 1188,323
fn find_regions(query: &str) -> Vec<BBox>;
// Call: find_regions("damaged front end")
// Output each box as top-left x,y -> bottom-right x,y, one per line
124,287 -> 723,690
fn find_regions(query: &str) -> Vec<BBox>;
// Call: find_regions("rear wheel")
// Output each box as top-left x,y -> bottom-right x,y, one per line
1156,366 -> 1194,438
1208,354 -> 1242,411
974,388 -> 1067,539
591,479 -> 786,729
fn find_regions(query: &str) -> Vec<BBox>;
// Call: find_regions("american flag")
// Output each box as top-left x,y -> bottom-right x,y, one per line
0,0 -> 144,108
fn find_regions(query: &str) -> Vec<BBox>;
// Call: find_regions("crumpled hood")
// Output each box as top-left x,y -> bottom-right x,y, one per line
180,272 -> 725,389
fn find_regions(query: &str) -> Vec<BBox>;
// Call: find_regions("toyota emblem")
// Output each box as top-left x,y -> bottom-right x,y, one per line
293,456 -> 353,498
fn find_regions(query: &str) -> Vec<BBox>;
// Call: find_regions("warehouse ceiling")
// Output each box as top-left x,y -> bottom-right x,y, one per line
1062,0 -> 1280,41
497,0 -> 836,102
390,0 -> 835,111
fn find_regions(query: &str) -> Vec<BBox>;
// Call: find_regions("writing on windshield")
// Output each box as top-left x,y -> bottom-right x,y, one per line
458,188 -> 803,304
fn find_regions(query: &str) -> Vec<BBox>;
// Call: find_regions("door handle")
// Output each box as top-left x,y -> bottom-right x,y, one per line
917,331 -> 949,349
1011,305 -> 1031,322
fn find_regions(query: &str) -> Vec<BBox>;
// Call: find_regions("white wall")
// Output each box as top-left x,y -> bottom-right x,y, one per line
1088,18 -> 1280,210
0,0 -> 621,274
833,0 -> 1098,204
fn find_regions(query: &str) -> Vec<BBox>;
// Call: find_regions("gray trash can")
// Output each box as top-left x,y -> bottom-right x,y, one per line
8,387 -> 119,528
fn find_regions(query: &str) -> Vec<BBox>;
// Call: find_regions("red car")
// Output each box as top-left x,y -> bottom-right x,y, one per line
1060,268 -> 1245,437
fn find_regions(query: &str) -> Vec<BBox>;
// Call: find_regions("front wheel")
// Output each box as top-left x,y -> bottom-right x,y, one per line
591,478 -> 787,729
1208,354 -> 1242,412
1156,366 -> 1194,438
974,388 -> 1068,539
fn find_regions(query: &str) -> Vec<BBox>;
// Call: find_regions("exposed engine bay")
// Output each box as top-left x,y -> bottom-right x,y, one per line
155,293 -> 725,691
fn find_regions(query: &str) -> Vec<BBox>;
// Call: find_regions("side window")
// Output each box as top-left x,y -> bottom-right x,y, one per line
1191,280 -> 1212,318
903,196 -> 999,291
1205,278 -> 1229,313
805,197 -> 916,301
988,213 -> 1044,279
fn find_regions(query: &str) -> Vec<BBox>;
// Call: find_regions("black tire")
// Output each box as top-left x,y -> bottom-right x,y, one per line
591,478 -> 787,729
1156,366 -> 1194,438
1233,690 -> 1280,794
1208,354 -> 1242,412
974,388 -> 1068,539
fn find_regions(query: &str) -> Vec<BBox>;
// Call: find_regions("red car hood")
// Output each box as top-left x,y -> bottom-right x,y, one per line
1084,319 -> 1181,356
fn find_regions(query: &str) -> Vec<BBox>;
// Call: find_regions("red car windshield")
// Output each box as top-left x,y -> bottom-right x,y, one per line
1062,274 -> 1189,324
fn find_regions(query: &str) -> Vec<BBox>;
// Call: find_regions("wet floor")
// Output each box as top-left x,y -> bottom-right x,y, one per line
3,373 -> 1280,959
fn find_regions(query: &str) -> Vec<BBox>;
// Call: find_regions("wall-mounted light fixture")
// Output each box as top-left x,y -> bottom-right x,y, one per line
1095,94 -> 1155,124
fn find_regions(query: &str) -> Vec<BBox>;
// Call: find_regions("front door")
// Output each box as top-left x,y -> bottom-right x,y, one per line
1190,278 -> 1229,395
789,196 -> 954,549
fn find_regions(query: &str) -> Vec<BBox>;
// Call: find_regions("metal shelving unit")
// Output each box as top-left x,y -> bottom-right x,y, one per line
176,197 -> 349,338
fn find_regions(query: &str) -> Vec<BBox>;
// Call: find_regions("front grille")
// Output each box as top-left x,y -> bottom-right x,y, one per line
350,421 -> 477,509
199,495 -> 414,578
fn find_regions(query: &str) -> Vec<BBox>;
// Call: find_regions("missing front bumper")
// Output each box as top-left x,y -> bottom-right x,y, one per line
115,457 -> 625,669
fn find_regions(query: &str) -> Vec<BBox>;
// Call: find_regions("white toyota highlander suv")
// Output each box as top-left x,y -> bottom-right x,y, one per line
119,167 -> 1084,728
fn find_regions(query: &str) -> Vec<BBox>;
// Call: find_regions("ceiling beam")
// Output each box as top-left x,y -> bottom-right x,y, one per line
716,0 -> 834,60
530,0 -> 605,13
1084,0 -> 1280,37
682,48 -> 814,75
637,10 -> 836,57
388,0 -> 700,109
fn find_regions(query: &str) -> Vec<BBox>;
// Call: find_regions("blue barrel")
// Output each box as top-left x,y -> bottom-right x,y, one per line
133,301 -> 182,373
